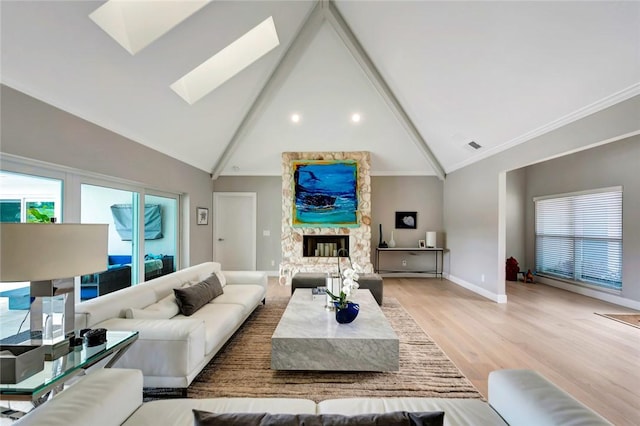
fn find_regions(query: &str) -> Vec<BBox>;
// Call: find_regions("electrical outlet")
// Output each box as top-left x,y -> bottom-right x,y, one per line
481,274 -> 485,283
271,260 -> 275,266
402,259 -> 407,267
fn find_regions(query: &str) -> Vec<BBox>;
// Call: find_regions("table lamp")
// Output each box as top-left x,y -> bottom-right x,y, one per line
0,223 -> 108,349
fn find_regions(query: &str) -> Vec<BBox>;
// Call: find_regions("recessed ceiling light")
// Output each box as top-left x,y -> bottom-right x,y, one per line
291,114 -> 301,123
89,0 -> 210,55
351,113 -> 361,123
171,16 -> 280,105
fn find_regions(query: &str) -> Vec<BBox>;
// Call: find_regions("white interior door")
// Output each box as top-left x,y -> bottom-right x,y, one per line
213,192 -> 256,270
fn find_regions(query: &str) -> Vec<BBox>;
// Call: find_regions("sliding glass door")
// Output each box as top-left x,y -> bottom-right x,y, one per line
79,185 -> 179,300
80,184 -> 139,301
144,194 -> 178,280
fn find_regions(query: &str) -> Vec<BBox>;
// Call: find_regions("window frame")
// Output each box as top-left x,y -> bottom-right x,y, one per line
534,186 -> 623,294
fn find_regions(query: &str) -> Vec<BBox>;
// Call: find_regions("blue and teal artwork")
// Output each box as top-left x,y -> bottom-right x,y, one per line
292,160 -> 358,227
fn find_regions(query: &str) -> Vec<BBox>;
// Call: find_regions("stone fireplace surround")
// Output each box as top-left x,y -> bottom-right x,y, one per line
279,151 -> 373,285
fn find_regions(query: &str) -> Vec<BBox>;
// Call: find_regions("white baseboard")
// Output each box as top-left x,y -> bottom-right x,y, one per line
264,270 -> 279,277
447,274 -> 508,304
378,272 -> 442,278
537,276 -> 640,310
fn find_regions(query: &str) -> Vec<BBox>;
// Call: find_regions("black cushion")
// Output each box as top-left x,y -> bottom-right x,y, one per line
193,410 -> 444,426
173,274 -> 223,316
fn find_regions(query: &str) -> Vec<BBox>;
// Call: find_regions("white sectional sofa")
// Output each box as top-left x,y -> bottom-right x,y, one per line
15,368 -> 611,426
74,262 -> 267,389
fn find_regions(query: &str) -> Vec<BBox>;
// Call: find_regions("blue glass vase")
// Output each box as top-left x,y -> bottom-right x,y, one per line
334,302 -> 359,324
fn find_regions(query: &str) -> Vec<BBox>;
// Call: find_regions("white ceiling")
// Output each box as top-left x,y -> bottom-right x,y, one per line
1,1 -> 638,177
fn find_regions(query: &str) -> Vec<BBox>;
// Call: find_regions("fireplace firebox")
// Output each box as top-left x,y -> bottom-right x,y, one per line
303,235 -> 349,258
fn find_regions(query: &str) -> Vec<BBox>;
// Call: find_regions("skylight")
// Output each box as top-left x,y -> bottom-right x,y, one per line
89,0 -> 210,55
170,16 -> 280,105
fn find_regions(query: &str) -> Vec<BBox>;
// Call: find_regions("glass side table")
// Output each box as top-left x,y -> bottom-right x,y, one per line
0,330 -> 138,403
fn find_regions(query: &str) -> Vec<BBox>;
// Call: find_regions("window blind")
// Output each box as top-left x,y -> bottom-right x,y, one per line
535,188 -> 622,291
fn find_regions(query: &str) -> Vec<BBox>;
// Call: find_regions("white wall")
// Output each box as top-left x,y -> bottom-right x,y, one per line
444,95 -> 640,303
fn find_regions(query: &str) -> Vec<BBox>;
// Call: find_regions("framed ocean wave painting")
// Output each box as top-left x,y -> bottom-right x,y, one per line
292,160 -> 359,227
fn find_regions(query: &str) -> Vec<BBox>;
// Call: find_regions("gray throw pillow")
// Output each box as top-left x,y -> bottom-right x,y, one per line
202,273 -> 224,298
192,410 -> 444,426
174,274 -> 223,316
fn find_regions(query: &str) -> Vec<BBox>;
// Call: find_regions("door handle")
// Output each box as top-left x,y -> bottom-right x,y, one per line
218,238 -> 224,241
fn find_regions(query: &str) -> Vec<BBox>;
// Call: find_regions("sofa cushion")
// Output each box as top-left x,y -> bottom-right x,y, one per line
192,410 -> 444,426
488,369 -> 612,426
174,275 -> 223,316
210,284 -> 265,316
318,398 -> 507,426
14,369 -> 143,426
178,303 -> 245,354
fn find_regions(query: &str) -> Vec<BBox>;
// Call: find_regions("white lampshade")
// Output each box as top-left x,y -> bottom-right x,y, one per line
1,223 -> 109,346
0,223 -> 108,282
426,231 -> 437,248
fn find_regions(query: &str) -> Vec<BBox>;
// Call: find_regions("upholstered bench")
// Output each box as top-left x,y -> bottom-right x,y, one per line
291,272 -> 383,305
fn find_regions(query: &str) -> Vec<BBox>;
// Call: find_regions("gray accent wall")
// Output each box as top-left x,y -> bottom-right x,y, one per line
506,168 -> 526,266
210,175 -> 445,273
212,176 -> 282,271
371,176 -> 444,270
0,85 -> 214,266
444,95 -> 640,301
523,135 -> 640,302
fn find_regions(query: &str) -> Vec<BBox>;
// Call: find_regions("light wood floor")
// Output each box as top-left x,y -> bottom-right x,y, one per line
268,277 -> 640,426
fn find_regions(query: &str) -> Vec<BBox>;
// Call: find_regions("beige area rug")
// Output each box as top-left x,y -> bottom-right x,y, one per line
188,298 -> 482,402
596,313 -> 640,329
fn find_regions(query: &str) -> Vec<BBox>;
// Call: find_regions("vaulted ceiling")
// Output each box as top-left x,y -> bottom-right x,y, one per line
1,1 -> 638,178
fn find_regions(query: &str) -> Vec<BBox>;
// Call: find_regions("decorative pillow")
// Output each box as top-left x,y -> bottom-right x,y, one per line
124,308 -> 170,319
124,293 -> 179,319
202,274 -> 224,298
174,274 -> 223,316
215,271 -> 227,287
192,410 -> 444,426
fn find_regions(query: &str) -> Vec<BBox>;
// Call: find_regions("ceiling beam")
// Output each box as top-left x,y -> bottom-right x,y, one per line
213,0 -> 445,180
324,1 -> 446,180
211,2 -> 325,179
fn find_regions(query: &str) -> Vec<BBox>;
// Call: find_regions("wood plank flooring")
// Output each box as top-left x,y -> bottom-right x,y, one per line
268,277 -> 640,425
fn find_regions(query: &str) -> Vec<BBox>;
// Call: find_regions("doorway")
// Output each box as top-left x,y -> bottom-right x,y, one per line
213,192 -> 256,270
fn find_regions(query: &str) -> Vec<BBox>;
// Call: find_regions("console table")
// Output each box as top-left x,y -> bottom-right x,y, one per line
375,247 -> 443,279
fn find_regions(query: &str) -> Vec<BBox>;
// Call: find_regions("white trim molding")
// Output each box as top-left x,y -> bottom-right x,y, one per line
448,83 -> 640,173
447,274 -> 508,304
537,276 -> 640,311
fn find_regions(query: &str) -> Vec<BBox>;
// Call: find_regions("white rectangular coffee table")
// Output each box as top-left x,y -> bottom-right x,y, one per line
271,288 -> 399,371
